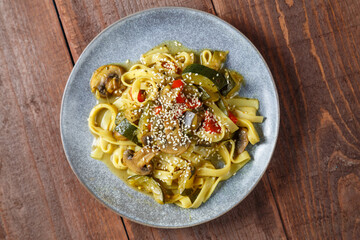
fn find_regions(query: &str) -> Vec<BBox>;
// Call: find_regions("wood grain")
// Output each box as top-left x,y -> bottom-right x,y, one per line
54,0 -> 215,61
212,0 -> 360,238
2,0 -> 359,239
54,0 -> 287,239
0,0 -> 128,239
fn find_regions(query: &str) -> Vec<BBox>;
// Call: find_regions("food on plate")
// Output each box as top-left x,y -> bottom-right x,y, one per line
88,41 -> 264,208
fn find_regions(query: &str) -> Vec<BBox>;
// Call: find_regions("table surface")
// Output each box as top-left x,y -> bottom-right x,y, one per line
1,0 -> 359,239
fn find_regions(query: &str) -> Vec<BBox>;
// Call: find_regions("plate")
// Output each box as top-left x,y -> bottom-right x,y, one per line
60,7 -> 280,228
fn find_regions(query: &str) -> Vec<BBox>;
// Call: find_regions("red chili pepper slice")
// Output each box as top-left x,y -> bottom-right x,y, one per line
172,79 -> 184,89
204,111 -> 221,133
137,90 -> 146,102
228,111 -> 238,124
176,93 -> 186,103
171,80 -> 187,103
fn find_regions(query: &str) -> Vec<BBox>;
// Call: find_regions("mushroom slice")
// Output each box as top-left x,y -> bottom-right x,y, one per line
160,140 -> 191,155
161,118 -> 191,155
234,128 -> 249,157
163,118 -> 180,135
90,64 -> 125,98
123,147 -> 157,175
141,133 -> 154,146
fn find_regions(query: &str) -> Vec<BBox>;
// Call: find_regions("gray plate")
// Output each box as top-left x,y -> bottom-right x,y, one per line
60,7 -> 280,228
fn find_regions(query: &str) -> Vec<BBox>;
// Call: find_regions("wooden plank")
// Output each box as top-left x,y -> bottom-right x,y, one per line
54,1 -> 287,239
0,0 -> 128,239
54,0 -> 215,62
212,0 -> 360,238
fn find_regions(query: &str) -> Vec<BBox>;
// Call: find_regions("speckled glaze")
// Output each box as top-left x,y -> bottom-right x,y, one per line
60,7 -> 280,228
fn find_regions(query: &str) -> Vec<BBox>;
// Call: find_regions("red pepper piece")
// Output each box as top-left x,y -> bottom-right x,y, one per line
172,79 -> 184,89
137,90 -> 146,102
204,112 -> 221,133
176,93 -> 186,103
228,111 -> 238,124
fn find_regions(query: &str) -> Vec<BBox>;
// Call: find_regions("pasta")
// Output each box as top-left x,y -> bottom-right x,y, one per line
88,41 -> 264,208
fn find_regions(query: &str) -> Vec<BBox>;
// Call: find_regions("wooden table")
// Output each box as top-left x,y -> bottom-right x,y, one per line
1,0 -> 359,239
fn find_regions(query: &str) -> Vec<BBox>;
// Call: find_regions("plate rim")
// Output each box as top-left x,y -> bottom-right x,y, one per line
60,6 -> 280,228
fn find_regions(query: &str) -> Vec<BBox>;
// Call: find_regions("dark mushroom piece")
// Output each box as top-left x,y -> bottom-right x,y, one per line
161,118 -> 191,155
90,64 -> 126,98
234,128 -> 249,157
141,133 -> 154,146
163,118 -> 180,135
123,147 -> 158,175
160,140 -> 191,155
196,139 -> 214,147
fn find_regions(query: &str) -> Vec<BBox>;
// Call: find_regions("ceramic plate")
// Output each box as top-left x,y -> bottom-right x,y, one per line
60,7 -> 280,228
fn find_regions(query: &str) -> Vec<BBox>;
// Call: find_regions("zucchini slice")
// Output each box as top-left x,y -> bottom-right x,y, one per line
206,152 -> 225,169
216,98 -> 228,116
128,175 -> 164,204
226,70 -> 243,97
182,73 -> 218,92
183,64 -> 227,91
198,86 -> 220,102
220,69 -> 237,96
115,118 -> 141,146
197,86 -> 210,101
137,101 -> 154,141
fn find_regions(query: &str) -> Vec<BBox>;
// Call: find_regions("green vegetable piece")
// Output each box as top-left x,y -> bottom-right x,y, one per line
197,86 -> 211,101
183,64 -> 227,91
207,152 -> 225,169
128,175 -> 164,204
137,101 -> 154,141
216,98 -> 228,116
115,118 -> 141,146
220,69 -> 237,96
